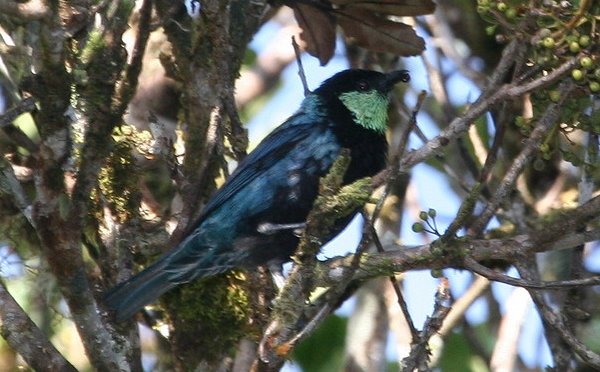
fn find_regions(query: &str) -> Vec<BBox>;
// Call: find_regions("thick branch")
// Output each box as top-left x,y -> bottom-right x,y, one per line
31,3 -> 135,370
316,226 -> 600,288
0,281 -> 76,372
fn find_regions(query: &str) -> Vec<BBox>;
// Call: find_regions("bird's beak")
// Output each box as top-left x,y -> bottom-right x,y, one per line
383,70 -> 410,92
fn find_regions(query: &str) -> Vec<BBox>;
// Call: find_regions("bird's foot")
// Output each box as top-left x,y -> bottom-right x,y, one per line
257,222 -> 306,235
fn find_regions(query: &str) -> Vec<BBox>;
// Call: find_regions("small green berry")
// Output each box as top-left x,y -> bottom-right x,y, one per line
594,68 -> 600,80
590,81 -> 600,93
412,222 -> 425,233
431,269 -> 443,278
549,90 -> 561,102
542,37 -> 555,49
565,34 -> 578,43
478,0 -> 490,5
571,69 -> 584,81
580,57 -> 594,69
497,2 -> 507,11
569,41 -> 581,53
539,143 -> 549,153
505,7 -> 517,19
428,208 -> 437,218
419,211 -> 429,221
579,35 -> 591,48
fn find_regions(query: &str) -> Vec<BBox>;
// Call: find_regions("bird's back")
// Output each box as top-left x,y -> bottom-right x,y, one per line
165,104 -> 343,279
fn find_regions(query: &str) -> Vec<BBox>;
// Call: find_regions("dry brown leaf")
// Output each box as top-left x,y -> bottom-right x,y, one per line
338,9 -> 425,56
292,3 -> 336,66
331,0 -> 436,16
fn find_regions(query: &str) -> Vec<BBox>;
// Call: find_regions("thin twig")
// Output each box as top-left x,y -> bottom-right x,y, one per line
0,156 -> 34,226
465,257 -> 600,289
438,275 -> 490,337
114,0 -> 153,116
402,278 -> 451,371
291,36 -> 310,96
365,214 -> 418,340
517,261 -> 600,368
397,54 -> 579,175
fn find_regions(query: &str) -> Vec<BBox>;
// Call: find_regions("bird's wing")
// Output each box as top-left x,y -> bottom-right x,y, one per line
198,113 -> 322,220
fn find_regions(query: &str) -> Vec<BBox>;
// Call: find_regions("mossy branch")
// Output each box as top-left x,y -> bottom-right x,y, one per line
259,149 -> 375,364
442,182 -> 483,241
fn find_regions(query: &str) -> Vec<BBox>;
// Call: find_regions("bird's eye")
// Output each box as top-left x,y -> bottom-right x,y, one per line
357,80 -> 369,91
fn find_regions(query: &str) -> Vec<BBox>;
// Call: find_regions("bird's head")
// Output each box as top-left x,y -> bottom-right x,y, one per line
313,69 -> 410,133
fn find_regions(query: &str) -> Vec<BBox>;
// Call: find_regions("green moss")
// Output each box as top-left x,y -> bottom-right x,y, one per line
443,183 -> 483,240
79,29 -> 105,64
162,272 -> 252,366
323,177 -> 372,216
97,127 -> 141,223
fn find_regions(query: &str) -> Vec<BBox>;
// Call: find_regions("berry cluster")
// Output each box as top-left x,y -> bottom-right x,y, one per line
478,0 -> 599,94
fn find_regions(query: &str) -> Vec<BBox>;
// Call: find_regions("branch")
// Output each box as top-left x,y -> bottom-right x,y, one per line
366,217 -> 418,340
315,227 -> 600,288
401,279 -> 451,371
258,151 -> 374,365
517,261 -> 600,368
0,281 -> 76,372
113,0 -> 153,117
464,257 -> 600,289
0,97 -> 39,153
470,80 -> 577,233
397,55 -> 579,173
30,3 -> 135,370
0,156 -> 34,226
292,36 -> 310,96
0,97 -> 36,128
439,275 -> 490,337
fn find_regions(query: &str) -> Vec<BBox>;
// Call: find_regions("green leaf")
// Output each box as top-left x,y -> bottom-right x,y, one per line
293,315 -> 347,372
439,330 -> 488,372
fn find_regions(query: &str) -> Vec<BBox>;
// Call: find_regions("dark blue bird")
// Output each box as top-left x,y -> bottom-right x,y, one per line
105,69 -> 410,321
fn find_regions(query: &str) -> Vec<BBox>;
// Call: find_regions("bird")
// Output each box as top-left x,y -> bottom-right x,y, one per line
105,69 -> 410,322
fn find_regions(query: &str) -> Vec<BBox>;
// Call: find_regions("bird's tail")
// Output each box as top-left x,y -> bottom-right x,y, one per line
104,260 -> 177,322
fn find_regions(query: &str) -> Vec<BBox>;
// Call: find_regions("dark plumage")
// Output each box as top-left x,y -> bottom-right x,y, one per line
105,69 -> 410,321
